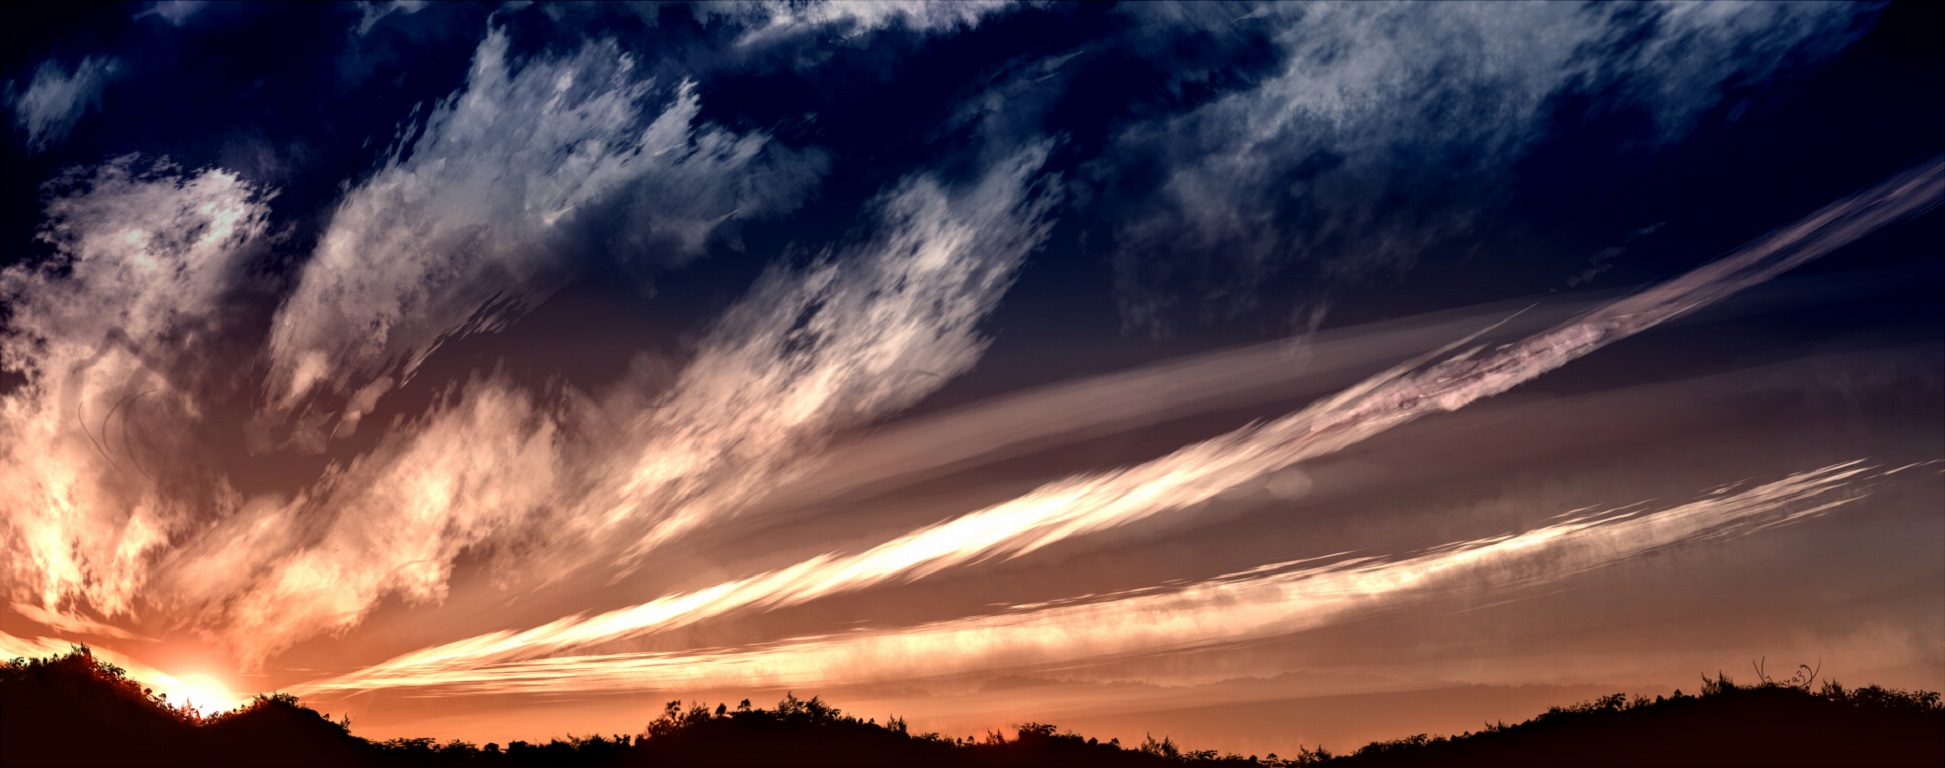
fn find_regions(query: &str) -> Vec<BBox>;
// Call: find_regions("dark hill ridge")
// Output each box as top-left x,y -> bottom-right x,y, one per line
3,648 -> 1939,767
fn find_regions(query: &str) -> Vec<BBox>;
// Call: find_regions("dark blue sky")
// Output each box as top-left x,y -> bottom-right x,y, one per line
8,3 -> 1937,340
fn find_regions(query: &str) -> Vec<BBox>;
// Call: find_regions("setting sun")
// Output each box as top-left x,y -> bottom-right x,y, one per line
152,672 -> 240,717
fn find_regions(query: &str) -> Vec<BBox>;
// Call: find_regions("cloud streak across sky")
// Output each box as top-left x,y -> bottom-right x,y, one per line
282,154 -> 1943,696
5,55 -> 117,152
290,459 -> 1893,697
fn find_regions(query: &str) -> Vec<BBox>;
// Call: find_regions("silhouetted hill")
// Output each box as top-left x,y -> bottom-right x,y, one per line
1327,675 -> 1944,768
4,648 -> 1940,767
0,648 -> 372,767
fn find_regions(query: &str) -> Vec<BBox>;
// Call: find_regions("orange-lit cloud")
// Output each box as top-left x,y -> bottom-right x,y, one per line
0,157 -> 272,622
593,141 -> 1062,560
1,118 -> 1937,698
278,155 -> 1944,693
289,460 -> 1885,697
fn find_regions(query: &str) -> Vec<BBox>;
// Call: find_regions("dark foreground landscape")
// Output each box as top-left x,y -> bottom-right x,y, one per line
4,649 -> 1940,767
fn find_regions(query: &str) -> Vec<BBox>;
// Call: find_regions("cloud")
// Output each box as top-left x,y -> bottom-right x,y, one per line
132,1 -> 208,26
282,154 -> 1943,690
1093,1 -> 1876,336
197,378 -> 567,664
697,0 -> 1022,44
6,56 -> 117,152
354,0 -> 428,36
0,156 -> 273,623
265,27 -> 825,423
125,141 -> 1059,665
1567,223 -> 1663,288
588,142 -> 1062,557
290,460 -> 1881,696
767,296 -> 1597,511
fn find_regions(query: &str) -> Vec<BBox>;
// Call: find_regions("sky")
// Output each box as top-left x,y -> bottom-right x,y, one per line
1,0 -> 1941,758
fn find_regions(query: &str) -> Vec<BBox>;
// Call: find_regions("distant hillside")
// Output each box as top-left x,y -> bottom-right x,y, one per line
3,648 -> 1939,767
1323,675 -> 1944,768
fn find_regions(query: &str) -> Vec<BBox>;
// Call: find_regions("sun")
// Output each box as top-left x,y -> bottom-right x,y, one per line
154,672 -> 241,717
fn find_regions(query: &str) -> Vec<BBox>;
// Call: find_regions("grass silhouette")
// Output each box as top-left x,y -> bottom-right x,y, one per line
4,647 -> 1940,767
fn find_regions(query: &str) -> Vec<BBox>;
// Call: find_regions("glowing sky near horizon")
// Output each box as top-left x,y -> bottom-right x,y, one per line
3,0 -> 1941,756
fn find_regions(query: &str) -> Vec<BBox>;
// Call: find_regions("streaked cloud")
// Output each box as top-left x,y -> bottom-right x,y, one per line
126,142 -> 1059,665
178,378 -> 567,664
6,56 -> 117,152
132,1 -> 207,27
0,156 -> 273,624
265,27 -> 824,425
592,142 -> 1061,557
1096,1 -> 1876,336
0,5 -> 1935,750
698,0 -> 1022,44
354,0 -> 428,36
291,460 -> 1882,696
285,156 -> 1943,692
766,298 -> 1595,511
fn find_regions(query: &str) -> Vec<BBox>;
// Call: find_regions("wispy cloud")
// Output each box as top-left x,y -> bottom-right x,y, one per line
1,156 -> 273,623
132,1 -> 207,27
588,142 -> 1062,557
6,56 -> 117,152
353,0 -> 428,36
173,378 -> 568,664
287,156 -> 1944,693
768,298 -> 1595,511
1,6 -> 1931,708
265,27 -> 824,427
127,142 -> 1060,665
1096,1 -> 1876,336
698,0 -> 1022,45
291,460 -> 1881,696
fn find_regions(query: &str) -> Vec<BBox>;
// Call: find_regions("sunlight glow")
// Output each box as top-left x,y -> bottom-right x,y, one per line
152,672 -> 241,717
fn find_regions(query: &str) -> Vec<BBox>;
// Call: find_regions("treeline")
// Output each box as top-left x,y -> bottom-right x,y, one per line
3,647 -> 1941,767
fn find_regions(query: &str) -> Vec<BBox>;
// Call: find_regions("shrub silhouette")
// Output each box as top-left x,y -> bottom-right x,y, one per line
4,648 -> 1940,767
1,647 -> 375,767
1324,667 -> 1944,768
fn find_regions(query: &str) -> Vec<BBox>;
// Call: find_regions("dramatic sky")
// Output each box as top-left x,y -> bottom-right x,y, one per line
3,0 -> 1941,757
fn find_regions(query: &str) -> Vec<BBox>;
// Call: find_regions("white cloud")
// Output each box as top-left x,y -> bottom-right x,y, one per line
133,1 -> 207,26
203,379 -> 566,664
6,56 -> 116,152
129,143 -> 1058,666
1098,1 -> 1875,336
282,155 -> 1943,688
266,27 -> 823,420
291,460 -> 1878,696
769,296 -> 1594,511
354,0 -> 429,36
0,157 -> 273,623
588,142 -> 1061,558
697,0 -> 1021,44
